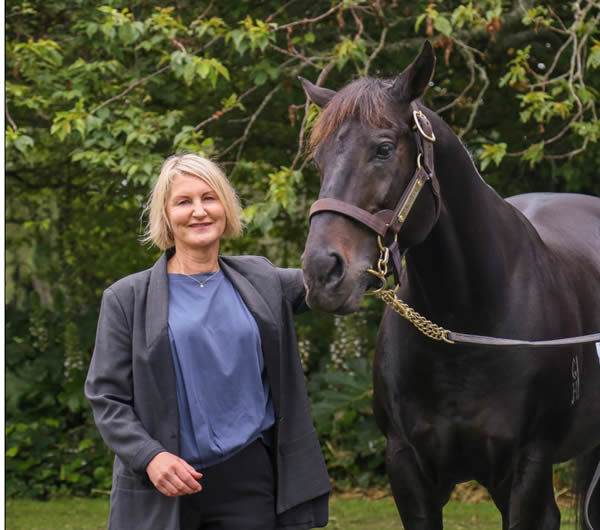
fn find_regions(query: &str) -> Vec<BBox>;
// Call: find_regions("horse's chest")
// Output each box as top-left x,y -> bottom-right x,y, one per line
375,343 -> 523,459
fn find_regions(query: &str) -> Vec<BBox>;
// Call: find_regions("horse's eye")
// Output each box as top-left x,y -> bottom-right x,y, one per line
375,142 -> 395,159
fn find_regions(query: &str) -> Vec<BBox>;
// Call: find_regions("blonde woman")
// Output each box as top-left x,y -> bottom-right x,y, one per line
85,153 -> 330,530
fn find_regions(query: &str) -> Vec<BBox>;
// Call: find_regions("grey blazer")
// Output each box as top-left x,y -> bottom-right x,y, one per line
85,252 -> 330,530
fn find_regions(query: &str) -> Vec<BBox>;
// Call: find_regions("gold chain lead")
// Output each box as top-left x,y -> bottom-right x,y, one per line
367,239 -> 454,344
374,288 -> 454,343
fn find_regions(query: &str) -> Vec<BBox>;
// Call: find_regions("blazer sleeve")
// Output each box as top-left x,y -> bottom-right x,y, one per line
85,288 -> 166,474
275,267 -> 309,314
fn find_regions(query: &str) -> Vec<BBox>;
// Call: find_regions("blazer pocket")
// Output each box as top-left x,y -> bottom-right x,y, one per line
114,472 -> 154,491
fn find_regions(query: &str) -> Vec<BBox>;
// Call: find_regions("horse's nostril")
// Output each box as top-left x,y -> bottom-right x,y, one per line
328,251 -> 344,285
312,250 -> 345,288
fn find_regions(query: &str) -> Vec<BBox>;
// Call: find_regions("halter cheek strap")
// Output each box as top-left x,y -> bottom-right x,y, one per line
309,101 -> 440,281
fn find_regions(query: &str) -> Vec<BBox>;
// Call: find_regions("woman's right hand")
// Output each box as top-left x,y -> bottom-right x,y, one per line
146,451 -> 203,497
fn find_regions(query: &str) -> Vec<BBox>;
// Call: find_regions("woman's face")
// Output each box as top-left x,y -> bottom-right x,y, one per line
165,173 -> 227,254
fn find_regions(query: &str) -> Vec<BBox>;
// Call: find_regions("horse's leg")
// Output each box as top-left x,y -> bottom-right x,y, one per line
502,449 -> 560,530
386,437 -> 447,530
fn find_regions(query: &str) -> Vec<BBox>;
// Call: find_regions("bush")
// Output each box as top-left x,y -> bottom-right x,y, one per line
303,308 -> 388,490
6,417 -> 112,499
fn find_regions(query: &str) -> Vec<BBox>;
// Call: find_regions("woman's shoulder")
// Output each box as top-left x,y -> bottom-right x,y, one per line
221,255 -> 303,294
220,255 -> 279,288
221,254 -> 274,270
104,267 -> 153,298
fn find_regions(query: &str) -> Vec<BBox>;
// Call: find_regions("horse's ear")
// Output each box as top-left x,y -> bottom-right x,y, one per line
299,77 -> 337,108
391,41 -> 436,103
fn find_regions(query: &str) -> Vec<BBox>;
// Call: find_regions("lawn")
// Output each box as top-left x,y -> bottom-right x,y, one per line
6,495 -> 576,529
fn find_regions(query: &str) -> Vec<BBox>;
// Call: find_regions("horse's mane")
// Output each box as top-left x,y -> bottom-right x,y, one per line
309,77 -> 396,152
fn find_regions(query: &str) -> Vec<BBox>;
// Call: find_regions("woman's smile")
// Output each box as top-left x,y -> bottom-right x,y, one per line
166,173 -> 227,254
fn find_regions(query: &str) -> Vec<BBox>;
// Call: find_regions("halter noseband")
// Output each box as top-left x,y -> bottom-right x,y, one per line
308,101 -> 441,282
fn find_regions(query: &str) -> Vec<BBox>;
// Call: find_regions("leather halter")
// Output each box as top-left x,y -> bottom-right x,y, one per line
309,101 -> 441,282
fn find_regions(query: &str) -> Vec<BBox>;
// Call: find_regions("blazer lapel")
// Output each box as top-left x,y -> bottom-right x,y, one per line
219,258 -> 282,417
145,253 -> 170,348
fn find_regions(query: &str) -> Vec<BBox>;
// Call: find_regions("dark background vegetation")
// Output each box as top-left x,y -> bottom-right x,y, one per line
6,0 -> 599,499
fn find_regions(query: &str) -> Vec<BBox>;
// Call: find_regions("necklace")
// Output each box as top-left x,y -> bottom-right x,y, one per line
176,255 -> 220,288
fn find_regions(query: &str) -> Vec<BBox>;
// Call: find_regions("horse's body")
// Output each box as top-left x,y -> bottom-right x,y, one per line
300,42 -> 600,529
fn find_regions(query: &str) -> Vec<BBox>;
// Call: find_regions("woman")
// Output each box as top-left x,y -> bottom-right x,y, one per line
85,153 -> 330,530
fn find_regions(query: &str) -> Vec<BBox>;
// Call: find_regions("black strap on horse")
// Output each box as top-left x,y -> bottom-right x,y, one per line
308,102 -> 600,348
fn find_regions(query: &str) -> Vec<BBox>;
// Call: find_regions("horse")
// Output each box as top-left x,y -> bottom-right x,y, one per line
300,41 -> 600,529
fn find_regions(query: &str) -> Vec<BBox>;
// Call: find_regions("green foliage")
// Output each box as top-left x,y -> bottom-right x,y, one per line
309,358 -> 387,490
6,419 -> 112,499
305,311 -> 387,490
479,142 -> 507,170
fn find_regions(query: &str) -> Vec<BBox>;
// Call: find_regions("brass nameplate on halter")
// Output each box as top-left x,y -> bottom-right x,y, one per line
397,176 -> 426,223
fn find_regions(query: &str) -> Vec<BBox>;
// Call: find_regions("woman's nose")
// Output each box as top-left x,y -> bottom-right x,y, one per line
192,201 -> 206,217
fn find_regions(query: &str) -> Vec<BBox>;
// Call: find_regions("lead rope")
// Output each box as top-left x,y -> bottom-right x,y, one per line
367,237 -> 600,347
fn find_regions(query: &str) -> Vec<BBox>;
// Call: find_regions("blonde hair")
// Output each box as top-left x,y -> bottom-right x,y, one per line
143,153 -> 244,250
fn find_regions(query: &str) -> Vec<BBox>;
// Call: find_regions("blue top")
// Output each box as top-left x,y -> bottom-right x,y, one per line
167,270 -> 275,468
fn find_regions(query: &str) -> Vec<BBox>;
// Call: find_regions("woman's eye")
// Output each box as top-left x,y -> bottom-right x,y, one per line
375,142 -> 395,159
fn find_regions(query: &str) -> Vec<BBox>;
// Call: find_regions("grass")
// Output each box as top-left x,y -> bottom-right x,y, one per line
5,495 -> 576,529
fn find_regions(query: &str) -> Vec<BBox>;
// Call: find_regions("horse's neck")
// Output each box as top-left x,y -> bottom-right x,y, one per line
406,130 -> 543,324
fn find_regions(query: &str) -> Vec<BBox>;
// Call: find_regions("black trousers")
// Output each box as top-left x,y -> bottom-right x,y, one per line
179,438 -> 277,530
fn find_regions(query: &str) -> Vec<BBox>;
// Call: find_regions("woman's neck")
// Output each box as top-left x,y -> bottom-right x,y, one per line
168,246 -> 220,274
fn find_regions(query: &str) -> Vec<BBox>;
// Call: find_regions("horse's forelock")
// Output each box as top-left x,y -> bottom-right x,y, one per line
309,77 -> 395,152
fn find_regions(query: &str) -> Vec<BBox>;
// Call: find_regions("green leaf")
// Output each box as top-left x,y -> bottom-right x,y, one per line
196,59 -> 210,79
479,142 -> 507,171
86,23 -> 98,38
587,46 -> 600,69
183,60 -> 196,85
522,142 -> 544,167
119,23 -> 135,45
254,71 -> 268,86
13,135 -> 34,154
415,13 -> 427,33
434,15 -> 453,36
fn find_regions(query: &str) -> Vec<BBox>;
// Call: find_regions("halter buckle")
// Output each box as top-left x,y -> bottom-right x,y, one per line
413,110 -> 436,142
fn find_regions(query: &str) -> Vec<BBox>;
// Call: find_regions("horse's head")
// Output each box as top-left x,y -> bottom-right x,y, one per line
301,42 -> 438,313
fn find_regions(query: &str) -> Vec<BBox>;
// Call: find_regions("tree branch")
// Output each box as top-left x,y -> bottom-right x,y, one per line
88,36 -> 222,116
6,101 -> 18,131
291,59 -> 337,171
364,26 -> 388,77
193,86 -> 259,132
436,40 -> 489,138
265,0 -> 299,23
216,84 -> 282,170
275,2 -> 344,31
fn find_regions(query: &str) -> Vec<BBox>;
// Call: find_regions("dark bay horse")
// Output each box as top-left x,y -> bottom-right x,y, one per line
300,41 -> 600,529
